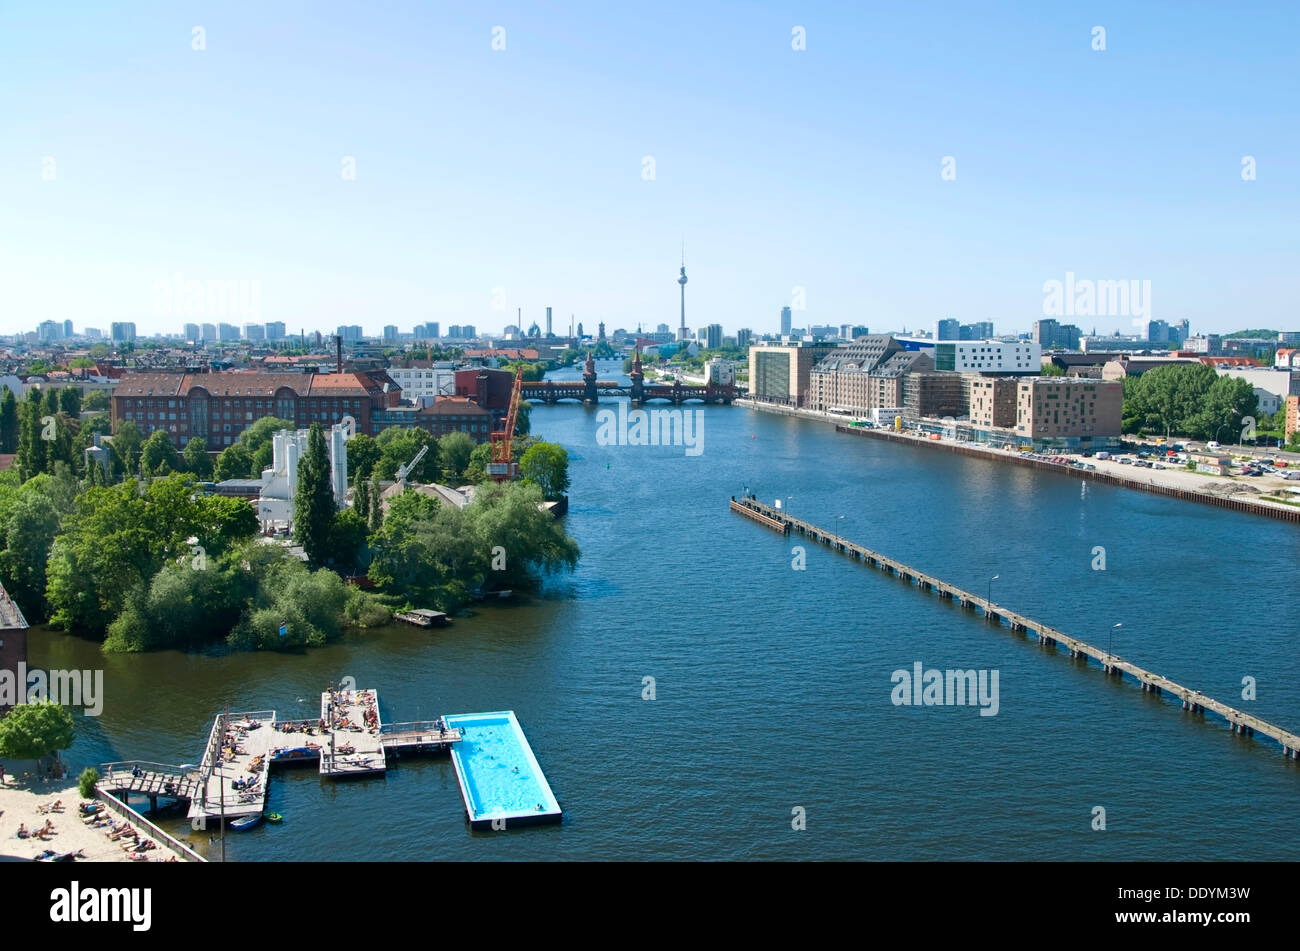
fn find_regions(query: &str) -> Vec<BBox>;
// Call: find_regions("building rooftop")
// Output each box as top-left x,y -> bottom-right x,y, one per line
0,581 -> 29,630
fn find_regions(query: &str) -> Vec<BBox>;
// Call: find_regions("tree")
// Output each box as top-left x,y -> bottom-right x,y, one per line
293,423 -> 336,566
16,396 -> 46,481
214,442 -> 254,481
82,389 -> 110,412
110,420 -> 143,476
374,427 -> 439,482
464,441 -> 493,484
347,432 -> 380,481
0,701 -> 75,763
183,437 -> 213,479
0,492 -> 61,619
518,441 -> 569,500
328,509 -> 369,574
438,431 -> 475,484
0,386 -> 18,453
58,387 -> 81,417
139,430 -> 182,479
194,495 -> 259,553
237,416 -> 294,456
41,387 -> 59,417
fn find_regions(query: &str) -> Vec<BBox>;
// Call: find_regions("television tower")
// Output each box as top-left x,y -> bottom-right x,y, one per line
677,244 -> 688,341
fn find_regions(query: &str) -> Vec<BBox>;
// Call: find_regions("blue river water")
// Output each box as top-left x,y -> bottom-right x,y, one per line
30,359 -> 1300,860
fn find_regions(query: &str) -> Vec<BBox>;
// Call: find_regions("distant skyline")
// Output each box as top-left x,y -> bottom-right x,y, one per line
2,2 -> 1296,339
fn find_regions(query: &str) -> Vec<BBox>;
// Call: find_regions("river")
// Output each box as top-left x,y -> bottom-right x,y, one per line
31,359 -> 1300,860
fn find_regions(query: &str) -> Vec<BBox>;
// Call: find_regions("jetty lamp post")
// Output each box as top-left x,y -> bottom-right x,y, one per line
987,574 -> 998,607
1107,622 -> 1122,673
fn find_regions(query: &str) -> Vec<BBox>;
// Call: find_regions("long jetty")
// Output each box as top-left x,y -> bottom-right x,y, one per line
730,495 -> 1300,764
835,424 -> 1300,524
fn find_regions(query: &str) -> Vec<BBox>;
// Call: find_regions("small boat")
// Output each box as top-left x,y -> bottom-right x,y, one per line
229,814 -> 263,831
267,813 -> 283,824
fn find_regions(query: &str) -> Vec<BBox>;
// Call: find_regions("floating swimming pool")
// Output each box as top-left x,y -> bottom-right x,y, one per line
443,711 -> 562,828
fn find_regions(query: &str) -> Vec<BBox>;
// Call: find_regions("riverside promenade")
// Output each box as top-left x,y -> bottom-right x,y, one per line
731,495 -> 1300,765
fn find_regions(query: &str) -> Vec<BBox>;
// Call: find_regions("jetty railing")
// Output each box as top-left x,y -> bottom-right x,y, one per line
731,495 -> 1300,765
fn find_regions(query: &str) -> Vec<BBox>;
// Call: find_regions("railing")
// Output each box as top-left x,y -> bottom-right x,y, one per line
95,789 -> 206,862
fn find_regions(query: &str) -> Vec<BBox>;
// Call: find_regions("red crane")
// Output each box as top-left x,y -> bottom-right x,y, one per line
488,368 -> 524,482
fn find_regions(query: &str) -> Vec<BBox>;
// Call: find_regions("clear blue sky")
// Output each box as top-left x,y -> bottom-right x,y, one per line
1,1 -> 1296,339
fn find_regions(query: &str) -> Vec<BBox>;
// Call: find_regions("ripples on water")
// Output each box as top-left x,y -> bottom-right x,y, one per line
34,361 -> 1300,860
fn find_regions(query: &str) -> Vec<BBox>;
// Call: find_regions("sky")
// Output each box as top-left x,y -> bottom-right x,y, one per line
1,1 -> 1296,340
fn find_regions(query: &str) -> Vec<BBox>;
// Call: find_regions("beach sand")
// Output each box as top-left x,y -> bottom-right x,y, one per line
0,773 -> 181,863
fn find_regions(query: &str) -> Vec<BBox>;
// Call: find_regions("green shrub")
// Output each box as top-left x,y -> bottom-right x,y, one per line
78,766 -> 99,798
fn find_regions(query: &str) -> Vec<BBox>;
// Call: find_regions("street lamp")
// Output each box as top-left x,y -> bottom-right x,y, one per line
987,574 -> 999,606
1107,622 -> 1122,672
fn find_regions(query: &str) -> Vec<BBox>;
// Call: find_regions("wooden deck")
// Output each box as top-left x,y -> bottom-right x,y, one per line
320,688 -> 386,777
731,496 -> 1300,762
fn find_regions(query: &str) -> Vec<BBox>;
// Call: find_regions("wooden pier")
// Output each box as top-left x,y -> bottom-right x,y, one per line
731,495 -> 1300,763
101,690 -> 464,827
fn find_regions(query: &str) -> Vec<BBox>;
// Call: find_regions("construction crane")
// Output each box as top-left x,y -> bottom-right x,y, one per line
395,443 -> 429,488
488,368 -> 524,482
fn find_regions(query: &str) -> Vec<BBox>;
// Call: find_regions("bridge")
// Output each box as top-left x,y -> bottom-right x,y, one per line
521,351 -> 741,405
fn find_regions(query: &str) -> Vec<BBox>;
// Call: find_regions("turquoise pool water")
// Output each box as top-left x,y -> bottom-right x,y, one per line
444,712 -> 561,823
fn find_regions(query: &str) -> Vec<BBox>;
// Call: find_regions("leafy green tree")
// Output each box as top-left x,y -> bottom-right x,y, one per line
0,701 -> 75,762
328,509 -> 369,574
518,441 -> 570,500
194,495 -> 259,553
0,386 -> 18,453
438,430 -> 475,484
58,387 -> 82,417
467,481 -> 579,589
103,559 -> 248,652
41,387 -> 59,416
346,432 -> 380,481
374,427 -> 439,482
183,437 -> 213,479
464,441 -> 493,484
16,396 -> 46,480
139,429 -> 182,479
45,475 -> 202,635
368,478 -> 383,532
0,492 -> 61,618
214,442 -> 254,481
82,389 -> 110,412
110,420 -> 142,476
293,423 -> 336,566
238,416 -> 294,450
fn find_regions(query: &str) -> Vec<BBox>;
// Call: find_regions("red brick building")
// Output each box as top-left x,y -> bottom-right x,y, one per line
0,581 -> 28,712
112,371 -> 401,447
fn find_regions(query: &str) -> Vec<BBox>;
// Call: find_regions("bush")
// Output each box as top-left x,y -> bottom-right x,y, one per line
78,766 -> 99,798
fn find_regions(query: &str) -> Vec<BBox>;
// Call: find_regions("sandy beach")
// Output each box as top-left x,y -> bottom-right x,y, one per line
0,772 -> 183,863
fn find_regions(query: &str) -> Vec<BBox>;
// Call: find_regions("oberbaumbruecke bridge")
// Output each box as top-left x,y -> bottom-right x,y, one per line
522,353 -> 740,405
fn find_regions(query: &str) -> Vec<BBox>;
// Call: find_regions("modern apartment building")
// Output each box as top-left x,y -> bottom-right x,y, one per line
929,339 -> 1040,374
110,322 -> 137,343
1013,378 -> 1122,444
748,340 -> 840,407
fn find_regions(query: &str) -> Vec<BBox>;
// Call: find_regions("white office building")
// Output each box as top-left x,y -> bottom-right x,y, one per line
386,363 -> 457,400
898,338 -> 1041,374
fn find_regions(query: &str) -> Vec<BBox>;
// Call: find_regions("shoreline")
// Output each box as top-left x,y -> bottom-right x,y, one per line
736,399 -> 1300,524
0,775 -> 188,863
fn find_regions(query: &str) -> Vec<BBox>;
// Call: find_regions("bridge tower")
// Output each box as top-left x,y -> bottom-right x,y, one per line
582,350 -> 598,404
629,345 -> 644,404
